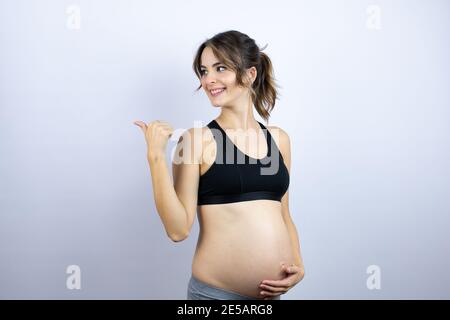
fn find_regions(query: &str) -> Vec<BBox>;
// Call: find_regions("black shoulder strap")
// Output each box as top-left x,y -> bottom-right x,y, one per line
257,121 -> 275,158
207,119 -> 232,163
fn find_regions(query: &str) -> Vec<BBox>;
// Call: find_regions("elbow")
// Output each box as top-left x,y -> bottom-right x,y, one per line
299,268 -> 305,282
168,230 -> 189,243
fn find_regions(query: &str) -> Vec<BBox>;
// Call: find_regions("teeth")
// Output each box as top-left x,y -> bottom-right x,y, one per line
211,88 -> 225,95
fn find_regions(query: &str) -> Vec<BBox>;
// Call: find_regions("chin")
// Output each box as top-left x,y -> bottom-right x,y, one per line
210,99 -> 223,107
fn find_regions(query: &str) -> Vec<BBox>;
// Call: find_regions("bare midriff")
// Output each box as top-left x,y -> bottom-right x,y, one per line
192,200 -> 294,299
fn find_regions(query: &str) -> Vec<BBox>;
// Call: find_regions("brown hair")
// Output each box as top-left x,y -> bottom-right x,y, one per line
192,30 -> 280,123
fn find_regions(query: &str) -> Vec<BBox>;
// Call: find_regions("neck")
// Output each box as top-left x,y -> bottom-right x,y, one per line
217,93 -> 258,130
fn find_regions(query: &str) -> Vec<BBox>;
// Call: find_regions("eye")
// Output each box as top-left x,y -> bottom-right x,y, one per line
199,66 -> 227,77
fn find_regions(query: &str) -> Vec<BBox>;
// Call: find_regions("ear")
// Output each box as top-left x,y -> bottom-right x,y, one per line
246,66 -> 257,85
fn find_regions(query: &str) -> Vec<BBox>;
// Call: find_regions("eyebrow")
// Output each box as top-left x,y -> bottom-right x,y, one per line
199,62 -> 223,69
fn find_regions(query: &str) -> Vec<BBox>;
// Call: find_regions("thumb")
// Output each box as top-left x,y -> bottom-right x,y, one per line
133,121 -> 147,133
283,264 -> 296,273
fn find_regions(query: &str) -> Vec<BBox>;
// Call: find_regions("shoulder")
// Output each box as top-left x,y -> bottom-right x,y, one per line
266,125 -> 291,168
266,125 -> 290,151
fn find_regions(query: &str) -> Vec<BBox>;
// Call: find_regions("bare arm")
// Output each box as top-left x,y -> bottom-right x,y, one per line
147,152 -> 190,242
270,126 -> 305,278
148,127 -> 201,242
135,121 -> 201,242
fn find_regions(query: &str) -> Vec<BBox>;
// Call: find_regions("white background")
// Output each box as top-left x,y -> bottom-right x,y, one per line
0,0 -> 449,299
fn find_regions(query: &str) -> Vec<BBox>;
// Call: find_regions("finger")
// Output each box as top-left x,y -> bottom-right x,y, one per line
149,121 -> 171,133
160,124 -> 174,131
166,129 -> 174,137
261,279 -> 290,287
156,127 -> 173,138
154,120 -> 170,126
160,126 -> 174,136
260,290 -> 282,297
151,121 -> 173,132
259,284 -> 286,293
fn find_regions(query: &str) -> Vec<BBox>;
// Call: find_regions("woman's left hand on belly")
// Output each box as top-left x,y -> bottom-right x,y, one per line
259,262 -> 304,299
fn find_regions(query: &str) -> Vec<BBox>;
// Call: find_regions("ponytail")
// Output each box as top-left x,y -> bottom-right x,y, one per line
249,50 -> 279,123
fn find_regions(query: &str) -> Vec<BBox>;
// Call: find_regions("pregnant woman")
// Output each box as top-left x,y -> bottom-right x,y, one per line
134,30 -> 305,300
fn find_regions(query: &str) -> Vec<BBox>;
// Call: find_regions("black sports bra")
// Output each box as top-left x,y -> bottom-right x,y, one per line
197,119 -> 290,205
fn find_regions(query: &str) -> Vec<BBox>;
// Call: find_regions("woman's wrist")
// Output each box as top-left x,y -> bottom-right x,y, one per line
147,151 -> 166,163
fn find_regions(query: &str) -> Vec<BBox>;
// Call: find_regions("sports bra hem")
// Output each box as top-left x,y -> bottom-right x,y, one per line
197,191 -> 283,206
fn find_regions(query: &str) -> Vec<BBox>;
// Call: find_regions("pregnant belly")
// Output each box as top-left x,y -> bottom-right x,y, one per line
193,204 -> 295,299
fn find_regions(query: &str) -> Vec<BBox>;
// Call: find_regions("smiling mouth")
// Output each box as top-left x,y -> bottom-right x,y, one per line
210,88 -> 226,97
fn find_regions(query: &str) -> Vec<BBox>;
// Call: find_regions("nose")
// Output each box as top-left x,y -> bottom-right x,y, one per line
204,73 -> 216,86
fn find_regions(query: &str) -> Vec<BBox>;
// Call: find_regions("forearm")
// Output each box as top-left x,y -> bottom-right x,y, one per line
285,216 -> 304,271
147,153 -> 188,241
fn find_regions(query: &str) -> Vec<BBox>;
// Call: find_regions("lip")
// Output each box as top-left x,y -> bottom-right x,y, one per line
210,87 -> 226,97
